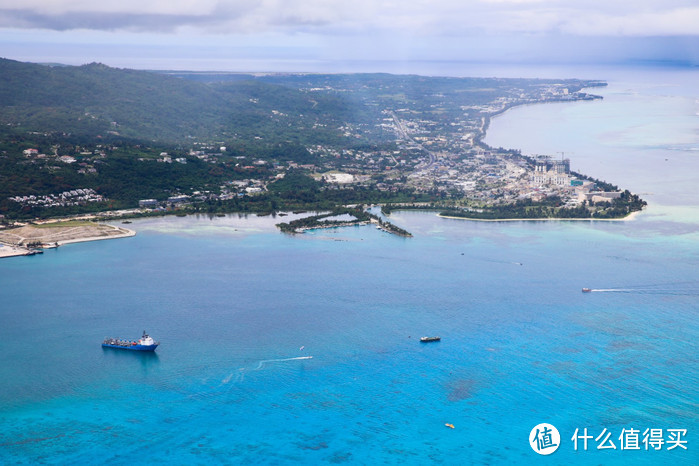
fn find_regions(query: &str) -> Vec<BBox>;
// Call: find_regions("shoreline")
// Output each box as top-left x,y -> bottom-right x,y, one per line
0,244 -> 37,258
438,209 -> 643,222
55,227 -> 136,245
0,224 -> 135,259
477,84 -> 605,148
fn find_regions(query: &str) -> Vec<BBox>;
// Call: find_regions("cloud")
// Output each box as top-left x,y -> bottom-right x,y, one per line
0,1 -> 355,33
2,0 -> 226,16
559,7 -> 699,36
0,10 -> 210,32
0,1 -> 259,32
1,0 -> 698,37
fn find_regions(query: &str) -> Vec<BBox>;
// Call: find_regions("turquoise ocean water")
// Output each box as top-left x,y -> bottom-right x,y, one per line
1,66 -> 697,464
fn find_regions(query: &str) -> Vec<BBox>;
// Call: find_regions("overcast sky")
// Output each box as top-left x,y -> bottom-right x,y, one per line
1,0 -> 697,72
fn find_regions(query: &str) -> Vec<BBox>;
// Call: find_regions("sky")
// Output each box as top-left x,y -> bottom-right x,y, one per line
0,0 -> 698,72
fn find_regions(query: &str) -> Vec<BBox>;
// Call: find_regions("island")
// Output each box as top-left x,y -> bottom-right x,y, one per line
0,58 -> 645,246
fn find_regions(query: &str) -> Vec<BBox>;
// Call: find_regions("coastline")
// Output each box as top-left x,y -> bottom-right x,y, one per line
0,244 -> 37,258
477,85 -> 605,148
438,209 -> 643,222
0,84 -> 639,240
0,223 -> 135,258
54,227 -> 136,246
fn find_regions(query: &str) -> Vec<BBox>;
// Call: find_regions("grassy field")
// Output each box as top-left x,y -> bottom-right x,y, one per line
34,220 -> 96,228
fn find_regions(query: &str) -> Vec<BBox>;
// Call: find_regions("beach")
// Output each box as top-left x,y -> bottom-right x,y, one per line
438,209 -> 644,222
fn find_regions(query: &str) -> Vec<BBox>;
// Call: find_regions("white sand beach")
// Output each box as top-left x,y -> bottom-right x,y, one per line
437,209 -> 643,222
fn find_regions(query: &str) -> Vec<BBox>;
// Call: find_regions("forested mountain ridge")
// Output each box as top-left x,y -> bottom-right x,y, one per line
0,58 -> 353,143
0,58 -> 602,148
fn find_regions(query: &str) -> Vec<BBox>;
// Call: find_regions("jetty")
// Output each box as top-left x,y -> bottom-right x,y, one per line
276,208 -> 412,237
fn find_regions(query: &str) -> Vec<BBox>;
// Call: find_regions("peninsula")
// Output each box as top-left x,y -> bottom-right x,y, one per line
0,58 -> 644,240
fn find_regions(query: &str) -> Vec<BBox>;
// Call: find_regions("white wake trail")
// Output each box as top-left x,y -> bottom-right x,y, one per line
254,356 -> 313,370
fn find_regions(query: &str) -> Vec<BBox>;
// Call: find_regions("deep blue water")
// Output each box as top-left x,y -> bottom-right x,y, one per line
1,68 -> 698,464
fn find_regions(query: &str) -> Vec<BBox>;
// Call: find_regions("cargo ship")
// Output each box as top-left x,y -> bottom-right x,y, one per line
102,331 -> 159,351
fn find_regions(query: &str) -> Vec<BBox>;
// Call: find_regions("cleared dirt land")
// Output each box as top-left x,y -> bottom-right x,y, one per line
0,221 -> 134,257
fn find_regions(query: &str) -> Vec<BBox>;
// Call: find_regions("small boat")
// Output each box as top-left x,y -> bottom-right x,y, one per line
420,336 -> 441,343
102,330 -> 159,351
582,288 -> 592,293
445,423 -> 455,429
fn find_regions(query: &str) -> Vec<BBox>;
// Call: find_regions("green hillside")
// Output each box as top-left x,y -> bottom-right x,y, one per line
0,60 -> 628,222
0,58 -> 352,144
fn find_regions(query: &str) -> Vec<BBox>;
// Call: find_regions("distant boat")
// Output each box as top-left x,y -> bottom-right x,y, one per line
582,288 -> 592,293
102,330 -> 159,351
420,336 -> 441,343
